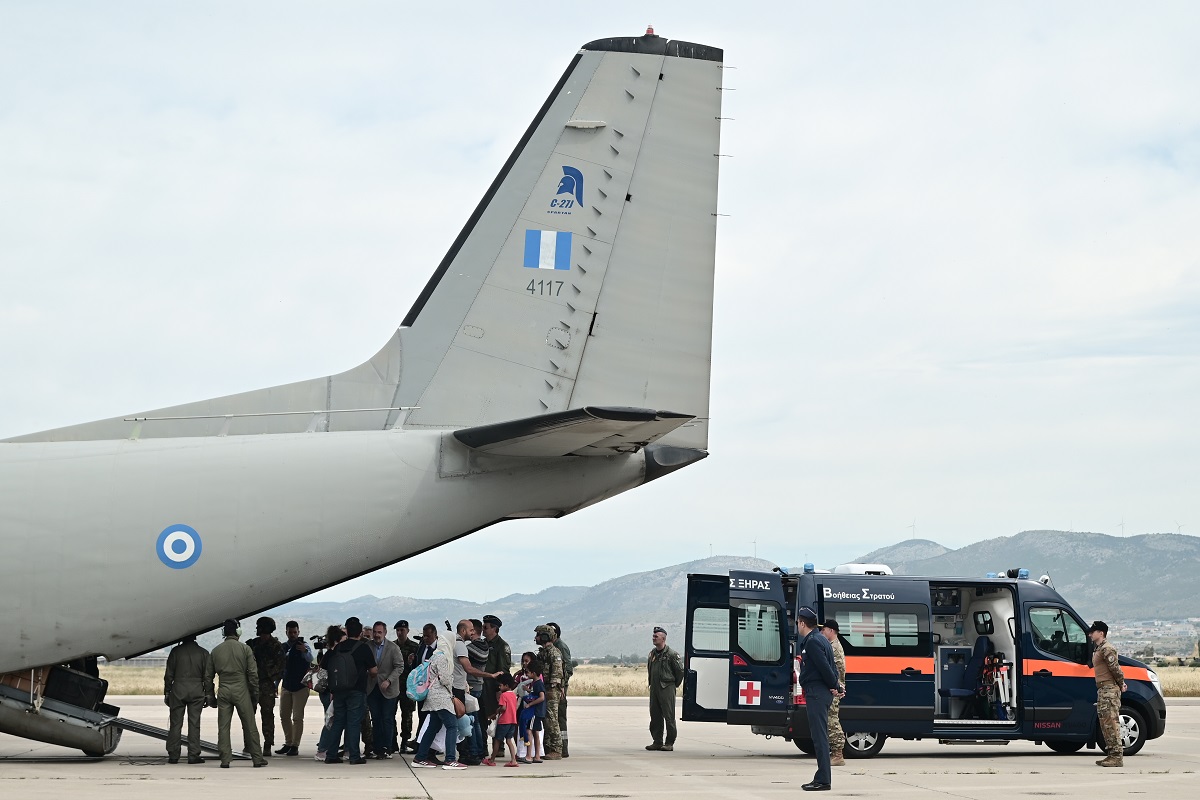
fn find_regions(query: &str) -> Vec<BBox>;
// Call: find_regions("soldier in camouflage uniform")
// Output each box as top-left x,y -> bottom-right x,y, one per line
392,620 -> 420,752
821,620 -> 847,765
646,626 -> 684,752
535,625 -> 564,759
248,616 -> 285,756
549,622 -> 574,758
206,619 -> 267,768
1089,620 -> 1126,767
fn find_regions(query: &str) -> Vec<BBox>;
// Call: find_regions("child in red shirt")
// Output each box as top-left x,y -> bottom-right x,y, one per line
495,674 -> 520,767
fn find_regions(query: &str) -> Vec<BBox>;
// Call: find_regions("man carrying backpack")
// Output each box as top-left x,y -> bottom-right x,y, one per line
323,617 -> 378,765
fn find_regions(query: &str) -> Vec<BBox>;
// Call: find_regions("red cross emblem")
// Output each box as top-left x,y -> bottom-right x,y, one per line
738,680 -> 761,705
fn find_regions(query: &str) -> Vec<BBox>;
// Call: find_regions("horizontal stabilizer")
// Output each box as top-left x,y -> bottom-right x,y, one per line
453,407 -> 694,457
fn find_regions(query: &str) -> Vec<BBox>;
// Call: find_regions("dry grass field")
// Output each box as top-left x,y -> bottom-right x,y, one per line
99,663 -> 1200,697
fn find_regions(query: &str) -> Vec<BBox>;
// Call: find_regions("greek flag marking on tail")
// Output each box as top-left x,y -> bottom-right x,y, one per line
523,229 -> 572,270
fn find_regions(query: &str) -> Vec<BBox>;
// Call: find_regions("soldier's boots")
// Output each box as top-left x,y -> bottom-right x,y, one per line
830,750 -> 845,766
645,743 -> 663,751
660,744 -> 674,752
562,739 -> 569,758
543,751 -> 563,760
1097,755 -> 1124,767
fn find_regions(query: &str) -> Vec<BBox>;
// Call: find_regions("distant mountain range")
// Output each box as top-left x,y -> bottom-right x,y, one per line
179,532 -> 1199,659
856,531 -> 1200,620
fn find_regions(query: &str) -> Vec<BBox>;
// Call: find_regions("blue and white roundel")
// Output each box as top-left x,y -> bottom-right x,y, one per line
156,524 -> 202,569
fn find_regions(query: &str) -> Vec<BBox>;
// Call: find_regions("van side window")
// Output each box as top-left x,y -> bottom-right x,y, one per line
691,607 -> 729,651
1028,607 -> 1089,664
826,603 -> 930,657
732,600 -> 782,663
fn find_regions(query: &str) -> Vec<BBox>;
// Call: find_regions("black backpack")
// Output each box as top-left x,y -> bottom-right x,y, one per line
325,642 -> 362,694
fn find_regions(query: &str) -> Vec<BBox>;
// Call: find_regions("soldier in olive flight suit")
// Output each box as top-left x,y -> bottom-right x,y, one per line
164,635 -> 214,764
206,619 -> 267,768
646,626 -> 685,752
535,625 -> 564,760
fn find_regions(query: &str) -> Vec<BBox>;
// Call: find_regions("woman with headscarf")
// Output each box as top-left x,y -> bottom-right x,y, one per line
412,631 -> 466,769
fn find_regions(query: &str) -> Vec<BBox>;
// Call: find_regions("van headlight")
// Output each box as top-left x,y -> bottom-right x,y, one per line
1147,669 -> 1163,698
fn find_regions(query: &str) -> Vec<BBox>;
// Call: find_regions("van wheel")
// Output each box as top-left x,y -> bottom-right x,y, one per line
1119,705 -> 1147,756
1045,740 -> 1085,754
843,732 -> 886,758
792,738 -> 815,755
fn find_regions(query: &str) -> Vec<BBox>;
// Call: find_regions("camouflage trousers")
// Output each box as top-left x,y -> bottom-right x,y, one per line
1097,682 -> 1122,757
543,686 -> 562,753
827,696 -> 845,752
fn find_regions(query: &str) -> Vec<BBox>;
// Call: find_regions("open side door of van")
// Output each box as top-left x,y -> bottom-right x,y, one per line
727,570 -> 791,728
683,573 -> 729,723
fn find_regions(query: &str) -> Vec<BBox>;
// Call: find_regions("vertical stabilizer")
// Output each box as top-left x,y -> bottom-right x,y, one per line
398,33 -> 722,450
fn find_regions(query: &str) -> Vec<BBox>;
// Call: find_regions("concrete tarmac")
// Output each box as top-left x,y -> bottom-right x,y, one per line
2,697 -> 1197,799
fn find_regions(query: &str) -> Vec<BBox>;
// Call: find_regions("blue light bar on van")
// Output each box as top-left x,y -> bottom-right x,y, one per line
1018,568 -> 1029,579
985,572 -> 998,578
804,563 -> 815,574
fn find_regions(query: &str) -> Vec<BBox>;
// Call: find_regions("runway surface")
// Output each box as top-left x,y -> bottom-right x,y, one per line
2,697 -> 1197,798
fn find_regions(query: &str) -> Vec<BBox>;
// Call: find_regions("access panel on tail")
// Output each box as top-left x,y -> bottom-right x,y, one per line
5,31 -> 723,448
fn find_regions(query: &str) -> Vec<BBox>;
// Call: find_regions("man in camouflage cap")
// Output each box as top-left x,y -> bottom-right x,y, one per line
645,626 -> 684,752
1089,621 -> 1126,767
535,625 -> 564,760
548,622 -> 574,757
821,619 -> 847,766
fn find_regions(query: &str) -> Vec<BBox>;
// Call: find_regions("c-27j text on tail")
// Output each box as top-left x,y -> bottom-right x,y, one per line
0,31 -> 723,689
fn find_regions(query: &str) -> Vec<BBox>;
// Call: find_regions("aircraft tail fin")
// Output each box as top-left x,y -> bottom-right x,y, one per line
397,32 -> 723,451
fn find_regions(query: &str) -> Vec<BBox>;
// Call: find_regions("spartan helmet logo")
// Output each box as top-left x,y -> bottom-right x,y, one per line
556,166 -> 585,205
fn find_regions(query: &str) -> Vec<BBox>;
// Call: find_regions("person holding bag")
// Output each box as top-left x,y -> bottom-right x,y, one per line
412,631 -> 467,770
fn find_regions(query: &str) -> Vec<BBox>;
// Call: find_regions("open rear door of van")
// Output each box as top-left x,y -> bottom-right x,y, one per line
727,571 -> 792,728
683,573 -> 729,722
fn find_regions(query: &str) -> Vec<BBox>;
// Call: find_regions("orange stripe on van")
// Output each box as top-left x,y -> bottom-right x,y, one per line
1123,666 -> 1150,682
1022,659 -> 1094,678
844,656 -> 935,675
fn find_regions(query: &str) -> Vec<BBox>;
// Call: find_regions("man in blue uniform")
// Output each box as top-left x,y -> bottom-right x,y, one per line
796,606 -> 843,792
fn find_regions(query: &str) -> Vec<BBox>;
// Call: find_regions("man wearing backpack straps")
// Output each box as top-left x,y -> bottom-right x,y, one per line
323,617 -> 378,765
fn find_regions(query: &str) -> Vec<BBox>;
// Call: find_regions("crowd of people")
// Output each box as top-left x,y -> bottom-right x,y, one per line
162,614 -> 575,769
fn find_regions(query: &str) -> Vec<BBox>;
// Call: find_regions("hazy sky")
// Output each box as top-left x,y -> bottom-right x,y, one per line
2,3 -> 1197,603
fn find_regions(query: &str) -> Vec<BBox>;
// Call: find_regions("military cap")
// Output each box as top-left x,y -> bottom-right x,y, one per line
797,606 -> 819,622
534,624 -> 555,636
256,616 -> 276,634
222,618 -> 240,635
483,614 -> 502,628
1088,620 -> 1108,635
821,619 -> 840,632
394,619 -> 409,630
653,626 -> 667,635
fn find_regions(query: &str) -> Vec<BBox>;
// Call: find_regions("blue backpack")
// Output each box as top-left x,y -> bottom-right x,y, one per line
406,659 -> 432,701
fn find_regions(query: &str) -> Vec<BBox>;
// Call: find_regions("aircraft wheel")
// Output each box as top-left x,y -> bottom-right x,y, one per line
843,731 -> 886,758
1045,740 -> 1085,754
1119,705 -> 1147,756
792,738 -> 815,755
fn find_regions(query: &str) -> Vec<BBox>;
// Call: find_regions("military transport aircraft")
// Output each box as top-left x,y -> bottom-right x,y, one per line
0,30 -> 722,753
